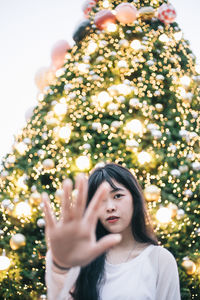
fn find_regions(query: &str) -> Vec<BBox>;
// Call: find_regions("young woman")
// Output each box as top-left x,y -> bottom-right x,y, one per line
43,163 -> 181,300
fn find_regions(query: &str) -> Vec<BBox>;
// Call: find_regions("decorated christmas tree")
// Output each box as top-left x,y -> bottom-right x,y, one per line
0,0 -> 199,299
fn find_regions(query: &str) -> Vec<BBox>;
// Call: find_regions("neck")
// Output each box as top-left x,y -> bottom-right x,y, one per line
110,225 -> 138,251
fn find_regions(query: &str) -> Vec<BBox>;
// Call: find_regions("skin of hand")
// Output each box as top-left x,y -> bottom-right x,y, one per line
42,173 -> 122,268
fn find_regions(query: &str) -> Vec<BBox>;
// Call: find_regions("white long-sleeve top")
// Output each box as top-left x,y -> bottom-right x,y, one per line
45,244 -> 181,300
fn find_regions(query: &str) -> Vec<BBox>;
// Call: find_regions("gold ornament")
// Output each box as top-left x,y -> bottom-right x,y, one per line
29,192 -> 41,206
182,258 -> 196,275
144,185 -> 161,202
138,7 -> 155,20
10,233 -> 26,250
42,159 -> 55,170
167,203 -> 178,218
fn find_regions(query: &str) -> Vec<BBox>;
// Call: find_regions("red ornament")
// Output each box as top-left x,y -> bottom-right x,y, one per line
115,3 -> 137,24
158,3 -> 176,25
82,0 -> 96,18
51,40 -> 71,69
94,10 -> 116,30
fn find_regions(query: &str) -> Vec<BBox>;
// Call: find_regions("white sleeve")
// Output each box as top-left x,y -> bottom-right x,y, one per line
45,249 -> 80,300
155,246 -> 181,300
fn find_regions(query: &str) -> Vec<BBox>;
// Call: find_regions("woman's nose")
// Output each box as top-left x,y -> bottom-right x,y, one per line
106,200 -> 116,212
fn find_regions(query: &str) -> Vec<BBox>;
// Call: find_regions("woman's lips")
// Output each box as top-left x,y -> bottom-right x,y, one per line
107,218 -> 119,223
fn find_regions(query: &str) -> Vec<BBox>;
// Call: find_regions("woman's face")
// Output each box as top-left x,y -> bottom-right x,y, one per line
98,179 -> 134,234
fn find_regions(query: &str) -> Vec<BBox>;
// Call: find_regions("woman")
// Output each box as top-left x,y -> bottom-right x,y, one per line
43,163 -> 181,300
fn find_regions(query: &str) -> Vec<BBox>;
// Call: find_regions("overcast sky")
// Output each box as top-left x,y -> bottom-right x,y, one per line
0,0 -> 199,162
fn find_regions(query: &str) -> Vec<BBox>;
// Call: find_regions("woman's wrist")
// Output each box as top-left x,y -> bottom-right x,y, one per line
52,259 -> 71,273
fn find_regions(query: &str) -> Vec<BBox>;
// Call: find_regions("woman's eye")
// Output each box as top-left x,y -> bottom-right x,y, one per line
114,194 -> 123,199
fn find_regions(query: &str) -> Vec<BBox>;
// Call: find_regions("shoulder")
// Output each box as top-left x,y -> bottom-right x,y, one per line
149,245 -> 178,268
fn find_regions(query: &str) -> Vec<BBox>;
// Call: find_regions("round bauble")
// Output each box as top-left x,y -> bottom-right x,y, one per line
144,185 -> 161,202
82,0 -> 96,18
182,258 -> 196,275
158,3 -> 176,25
176,209 -> 185,220
37,218 -> 45,228
94,10 -> 116,30
42,159 -> 55,170
10,233 -> 26,250
51,40 -> 71,69
170,169 -> 181,177
73,19 -> 91,43
167,203 -> 178,218
115,3 -> 137,24
155,103 -> 163,112
138,6 -> 155,20
179,165 -> 189,173
191,161 -> 200,171
29,192 -> 41,206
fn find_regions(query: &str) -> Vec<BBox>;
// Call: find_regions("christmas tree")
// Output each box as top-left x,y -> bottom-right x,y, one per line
0,0 -> 199,299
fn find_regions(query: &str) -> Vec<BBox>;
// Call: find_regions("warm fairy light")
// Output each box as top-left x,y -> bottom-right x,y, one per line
0,250 -> 10,271
159,34 -> 169,43
77,63 -> 90,73
53,103 -> 67,116
180,76 -> 191,87
106,23 -> 117,32
138,151 -> 151,165
14,202 -> 32,218
59,126 -> 71,140
102,0 -> 110,8
15,142 -> 28,155
97,91 -> 112,105
195,64 -> 200,74
174,31 -> 182,41
116,84 -> 131,95
130,40 -> 142,50
156,207 -> 172,223
17,176 -> 28,190
179,87 -> 187,98
76,156 -> 91,171
125,119 -> 143,135
87,41 -> 98,54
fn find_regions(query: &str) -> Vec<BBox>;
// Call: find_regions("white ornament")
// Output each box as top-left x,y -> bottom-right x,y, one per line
184,190 -> 193,198
170,169 -> 181,177
92,122 -> 102,131
151,130 -> 162,139
191,161 -> 200,171
129,98 -> 140,108
111,121 -> 121,129
179,165 -> 188,173
37,218 -> 46,228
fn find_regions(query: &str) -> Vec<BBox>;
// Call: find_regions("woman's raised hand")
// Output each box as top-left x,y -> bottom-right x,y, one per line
42,173 -> 121,268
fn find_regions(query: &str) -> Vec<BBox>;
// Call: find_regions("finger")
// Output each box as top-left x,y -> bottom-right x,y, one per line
42,192 -> 56,229
93,234 -> 122,258
75,173 -> 88,219
61,178 -> 73,222
84,182 -> 109,226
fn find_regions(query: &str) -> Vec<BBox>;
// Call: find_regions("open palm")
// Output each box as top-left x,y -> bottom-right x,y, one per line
42,174 -> 121,268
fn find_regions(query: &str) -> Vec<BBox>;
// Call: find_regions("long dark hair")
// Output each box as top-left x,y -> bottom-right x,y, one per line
71,163 -> 158,300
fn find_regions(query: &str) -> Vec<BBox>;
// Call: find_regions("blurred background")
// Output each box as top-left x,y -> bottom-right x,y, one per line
0,0 -> 199,162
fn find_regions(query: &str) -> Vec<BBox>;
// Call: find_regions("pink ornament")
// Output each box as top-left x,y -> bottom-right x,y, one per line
34,66 -> 55,91
51,40 -> 71,69
115,3 -> 137,24
94,10 -> 116,30
158,3 -> 176,25
82,0 -> 96,18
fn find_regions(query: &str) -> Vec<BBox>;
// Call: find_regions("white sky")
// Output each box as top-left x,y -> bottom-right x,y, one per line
0,0 -> 199,161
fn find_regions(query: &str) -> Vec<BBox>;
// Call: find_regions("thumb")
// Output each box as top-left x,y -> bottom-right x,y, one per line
94,234 -> 122,257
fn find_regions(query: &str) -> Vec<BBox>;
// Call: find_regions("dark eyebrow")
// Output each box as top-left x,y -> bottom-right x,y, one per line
110,188 -> 124,194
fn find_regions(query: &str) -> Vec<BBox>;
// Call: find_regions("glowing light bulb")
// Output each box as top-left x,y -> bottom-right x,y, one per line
97,91 -> 111,106
125,119 -> 143,135
138,151 -> 151,165
59,126 -> 71,140
53,103 -> 67,116
195,64 -> 200,74
15,142 -> 28,155
180,76 -> 191,87
17,176 -> 28,190
0,250 -> 10,271
159,34 -> 169,43
174,31 -> 182,41
103,0 -> 110,8
106,23 -> 117,32
14,201 -> 32,218
156,207 -> 172,223
116,84 -> 131,95
87,42 -> 98,54
76,156 -> 91,171
77,63 -> 90,73
130,40 -> 142,50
